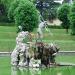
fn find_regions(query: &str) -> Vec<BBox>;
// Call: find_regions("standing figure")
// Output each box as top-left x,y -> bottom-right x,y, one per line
11,26 -> 31,66
37,21 -> 52,39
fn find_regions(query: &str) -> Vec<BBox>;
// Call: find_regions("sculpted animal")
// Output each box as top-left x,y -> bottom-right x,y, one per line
34,42 -> 59,67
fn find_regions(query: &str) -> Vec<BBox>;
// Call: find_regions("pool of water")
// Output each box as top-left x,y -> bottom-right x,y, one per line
0,56 -> 75,75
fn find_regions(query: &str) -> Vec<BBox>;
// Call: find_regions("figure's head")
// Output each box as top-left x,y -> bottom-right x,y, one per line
44,21 -> 47,23
44,21 -> 47,26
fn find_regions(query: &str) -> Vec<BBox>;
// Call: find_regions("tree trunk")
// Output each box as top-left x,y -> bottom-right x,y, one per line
66,28 -> 68,34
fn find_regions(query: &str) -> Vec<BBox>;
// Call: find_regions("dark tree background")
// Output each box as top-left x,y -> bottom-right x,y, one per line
35,0 -> 60,21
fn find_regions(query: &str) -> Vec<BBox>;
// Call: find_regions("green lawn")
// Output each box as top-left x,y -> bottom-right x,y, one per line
56,55 -> 75,64
0,56 -> 75,75
0,57 -> 11,75
0,25 -> 75,51
0,26 -> 17,51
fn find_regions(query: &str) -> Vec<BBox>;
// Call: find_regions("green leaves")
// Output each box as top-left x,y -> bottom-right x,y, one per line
8,0 -> 39,32
57,3 -> 70,29
69,2 -> 75,35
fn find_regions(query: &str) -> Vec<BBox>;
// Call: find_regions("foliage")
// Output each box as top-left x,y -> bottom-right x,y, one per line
57,3 -> 70,32
0,0 -> 12,10
29,0 -> 36,3
0,2 -> 5,15
8,0 -> 20,22
14,0 -> 39,32
0,2 -> 6,22
48,0 -> 60,20
8,0 -> 37,21
0,0 -> 13,22
36,0 -> 60,20
69,2 -> 75,35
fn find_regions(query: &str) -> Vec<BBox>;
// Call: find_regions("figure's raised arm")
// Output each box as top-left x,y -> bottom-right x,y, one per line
44,21 -> 53,36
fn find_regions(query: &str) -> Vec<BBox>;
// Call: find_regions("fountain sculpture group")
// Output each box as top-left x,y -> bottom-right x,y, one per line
11,21 -> 59,67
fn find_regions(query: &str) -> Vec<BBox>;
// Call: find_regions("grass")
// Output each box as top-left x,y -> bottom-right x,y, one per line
33,28 -> 75,51
0,26 -> 17,51
0,57 -> 11,75
0,25 -> 75,51
0,56 -> 75,75
56,55 -> 75,64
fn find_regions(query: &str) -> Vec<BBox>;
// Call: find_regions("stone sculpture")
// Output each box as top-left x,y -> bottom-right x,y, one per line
37,21 -> 52,39
11,26 -> 30,66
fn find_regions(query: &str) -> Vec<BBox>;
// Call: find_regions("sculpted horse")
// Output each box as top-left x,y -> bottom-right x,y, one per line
34,42 -> 59,67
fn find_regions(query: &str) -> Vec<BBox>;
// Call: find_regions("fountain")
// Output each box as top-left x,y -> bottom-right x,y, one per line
11,22 -> 59,67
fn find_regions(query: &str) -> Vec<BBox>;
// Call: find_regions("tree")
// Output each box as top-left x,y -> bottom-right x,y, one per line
69,2 -> 75,35
36,0 -> 60,21
0,0 -> 13,22
8,0 -> 20,22
12,0 -> 39,32
63,0 -> 73,4
0,2 -> 5,15
0,0 -> 12,13
57,3 -> 70,33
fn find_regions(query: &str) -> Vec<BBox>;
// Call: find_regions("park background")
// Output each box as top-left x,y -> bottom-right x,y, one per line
0,0 -> 75,75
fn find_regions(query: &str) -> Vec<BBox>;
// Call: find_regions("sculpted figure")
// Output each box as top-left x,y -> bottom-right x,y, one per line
11,26 -> 30,66
37,21 -> 52,39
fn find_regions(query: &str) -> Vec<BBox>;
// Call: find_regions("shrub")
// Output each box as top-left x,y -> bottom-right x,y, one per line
57,3 -> 70,33
69,2 -> 75,35
8,0 -> 39,32
13,0 -> 39,32
8,0 -> 20,22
